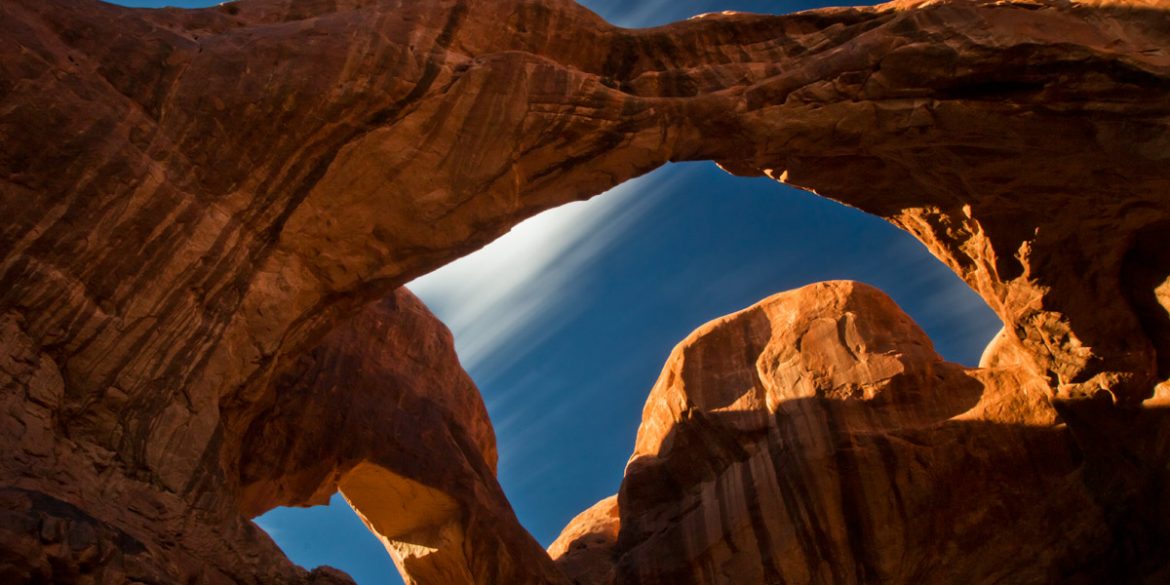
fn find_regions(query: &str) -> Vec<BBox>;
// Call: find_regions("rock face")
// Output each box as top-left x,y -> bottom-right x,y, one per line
1,0 -> 1169,583
231,290 -> 563,585
1,287 -> 561,584
552,282 -> 1170,583
549,496 -> 621,585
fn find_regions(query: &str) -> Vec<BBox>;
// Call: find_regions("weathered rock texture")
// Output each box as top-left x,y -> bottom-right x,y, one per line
231,290 -> 563,585
1,0 -> 1169,582
549,496 -> 621,585
1,286 -> 562,583
552,282 -> 1170,584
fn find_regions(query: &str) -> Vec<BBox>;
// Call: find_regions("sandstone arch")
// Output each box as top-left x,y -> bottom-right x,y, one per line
1,0 -> 1169,582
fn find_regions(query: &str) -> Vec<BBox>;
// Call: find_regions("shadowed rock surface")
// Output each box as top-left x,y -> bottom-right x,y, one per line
1,0 -> 1169,582
231,290 -> 563,585
1,287 -> 562,584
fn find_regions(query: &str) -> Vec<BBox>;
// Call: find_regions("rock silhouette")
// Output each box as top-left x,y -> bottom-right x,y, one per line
553,282 -> 1170,584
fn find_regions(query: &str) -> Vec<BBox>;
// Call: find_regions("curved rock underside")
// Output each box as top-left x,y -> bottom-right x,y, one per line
232,289 -> 563,585
0,0 -> 1168,583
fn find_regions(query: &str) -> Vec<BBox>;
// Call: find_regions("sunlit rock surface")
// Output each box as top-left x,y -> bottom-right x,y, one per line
549,496 -> 621,585
553,282 -> 1170,583
1,0 -> 1169,582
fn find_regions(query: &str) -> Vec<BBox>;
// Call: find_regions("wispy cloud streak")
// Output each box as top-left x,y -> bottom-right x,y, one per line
409,169 -> 682,385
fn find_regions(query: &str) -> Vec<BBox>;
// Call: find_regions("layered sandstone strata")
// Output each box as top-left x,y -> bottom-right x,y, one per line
1,288 -> 563,583
552,282 -> 1170,584
232,290 -> 564,585
1,0 -> 1168,582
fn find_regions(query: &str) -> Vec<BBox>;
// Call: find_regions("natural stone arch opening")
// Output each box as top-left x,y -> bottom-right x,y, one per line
254,494 -> 398,585
226,290 -> 563,585
2,0 -> 1169,584
247,160 -> 1004,584
339,463 -> 468,584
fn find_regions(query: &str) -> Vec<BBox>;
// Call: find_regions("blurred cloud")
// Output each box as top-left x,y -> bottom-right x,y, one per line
104,1 -> 954,584
254,519 -> 281,539
411,162 -> 1001,540
584,0 -> 861,27
409,168 -> 683,385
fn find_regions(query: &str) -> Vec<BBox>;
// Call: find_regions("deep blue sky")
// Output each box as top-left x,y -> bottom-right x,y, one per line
111,2 -> 998,585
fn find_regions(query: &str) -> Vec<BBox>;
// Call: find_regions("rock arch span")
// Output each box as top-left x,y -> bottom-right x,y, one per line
1,0 -> 1168,583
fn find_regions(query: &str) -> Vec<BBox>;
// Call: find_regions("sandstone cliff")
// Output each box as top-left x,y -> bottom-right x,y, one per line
232,290 -> 563,585
1,287 -> 563,583
552,282 -> 1170,584
1,0 -> 1168,583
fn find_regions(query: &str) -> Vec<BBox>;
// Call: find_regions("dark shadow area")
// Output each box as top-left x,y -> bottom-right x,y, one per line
1054,398 -> 1170,583
1121,220 -> 1170,381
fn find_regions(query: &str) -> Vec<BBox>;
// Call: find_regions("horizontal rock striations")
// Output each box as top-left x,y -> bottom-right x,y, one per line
1,0 -> 1169,582
552,282 -> 1170,584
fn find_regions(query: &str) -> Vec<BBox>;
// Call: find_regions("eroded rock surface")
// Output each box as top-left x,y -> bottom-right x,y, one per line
549,496 -> 621,585
1,287 -> 559,584
2,0 -> 1169,582
231,290 -> 563,585
553,282 -> 1170,584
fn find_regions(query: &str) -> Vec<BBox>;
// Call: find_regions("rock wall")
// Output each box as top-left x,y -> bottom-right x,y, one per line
231,290 -> 563,585
552,282 -> 1170,584
0,285 -> 562,583
1,0 -> 1168,583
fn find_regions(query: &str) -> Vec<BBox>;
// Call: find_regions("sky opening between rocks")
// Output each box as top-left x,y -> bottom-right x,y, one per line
111,2 -> 997,584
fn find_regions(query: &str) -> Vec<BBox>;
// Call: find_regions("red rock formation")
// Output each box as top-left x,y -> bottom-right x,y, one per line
549,496 -> 621,585
1,0 -> 1168,582
552,282 -> 1170,584
0,286 -> 564,583
230,290 -> 563,585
